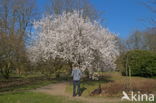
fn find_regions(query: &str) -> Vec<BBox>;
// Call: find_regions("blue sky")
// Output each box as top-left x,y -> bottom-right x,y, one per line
37,0 -> 155,39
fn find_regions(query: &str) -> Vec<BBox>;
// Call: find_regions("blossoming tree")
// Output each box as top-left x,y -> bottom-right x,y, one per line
28,11 -> 119,73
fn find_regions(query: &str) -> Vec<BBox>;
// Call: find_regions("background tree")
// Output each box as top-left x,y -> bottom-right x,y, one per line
126,29 -> 156,52
45,0 -> 100,21
0,0 -> 37,78
0,32 -> 29,78
0,0 -> 37,35
143,0 -> 156,26
143,28 -> 156,52
126,30 -> 146,50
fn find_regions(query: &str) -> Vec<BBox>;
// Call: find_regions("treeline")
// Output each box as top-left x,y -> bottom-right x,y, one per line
0,0 -> 37,79
120,29 -> 156,52
0,0 -> 156,80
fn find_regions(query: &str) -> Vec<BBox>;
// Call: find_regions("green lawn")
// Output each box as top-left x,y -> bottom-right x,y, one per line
0,92 -> 84,103
0,80 -> 58,92
0,91 -> 154,103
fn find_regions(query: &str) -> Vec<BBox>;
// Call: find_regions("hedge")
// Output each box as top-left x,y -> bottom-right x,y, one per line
117,50 -> 156,77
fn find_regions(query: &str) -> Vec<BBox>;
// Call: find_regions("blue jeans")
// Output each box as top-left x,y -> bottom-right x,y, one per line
73,80 -> 80,96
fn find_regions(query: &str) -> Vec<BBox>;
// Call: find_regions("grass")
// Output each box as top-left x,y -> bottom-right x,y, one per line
66,72 -> 156,97
66,72 -> 120,97
0,72 -> 155,103
0,91 -> 154,103
66,80 -> 108,97
0,78 -> 58,92
104,72 -> 156,96
101,73 -> 156,96
0,92 -> 84,103
152,76 -> 156,79
0,72 -> 62,92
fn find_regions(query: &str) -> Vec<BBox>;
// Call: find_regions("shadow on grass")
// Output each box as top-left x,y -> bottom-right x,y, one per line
79,87 -> 87,96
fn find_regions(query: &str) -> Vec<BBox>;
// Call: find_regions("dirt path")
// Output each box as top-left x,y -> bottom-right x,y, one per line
34,82 -> 68,96
33,82 -> 121,103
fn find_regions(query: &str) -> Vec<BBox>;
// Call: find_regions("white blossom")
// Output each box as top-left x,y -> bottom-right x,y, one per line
28,11 -> 119,72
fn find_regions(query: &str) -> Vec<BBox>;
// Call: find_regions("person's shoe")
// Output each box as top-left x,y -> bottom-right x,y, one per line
73,94 -> 76,97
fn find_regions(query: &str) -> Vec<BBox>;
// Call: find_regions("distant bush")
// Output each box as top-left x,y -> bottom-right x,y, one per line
117,50 -> 156,77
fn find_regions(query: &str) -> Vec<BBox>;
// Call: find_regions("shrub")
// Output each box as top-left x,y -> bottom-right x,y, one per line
117,50 -> 156,77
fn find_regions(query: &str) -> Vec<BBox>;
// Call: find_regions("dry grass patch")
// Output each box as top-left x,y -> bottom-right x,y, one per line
89,72 -> 156,97
101,77 -> 156,96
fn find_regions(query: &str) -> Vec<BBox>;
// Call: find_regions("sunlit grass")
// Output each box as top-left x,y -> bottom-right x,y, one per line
0,92 -> 84,103
0,79 -> 58,92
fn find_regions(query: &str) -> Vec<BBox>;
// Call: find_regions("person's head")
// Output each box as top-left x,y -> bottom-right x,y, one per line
73,63 -> 79,68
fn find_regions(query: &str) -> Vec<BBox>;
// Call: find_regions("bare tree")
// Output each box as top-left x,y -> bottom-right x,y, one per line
0,0 -> 37,36
126,30 -> 147,50
141,0 -> 156,52
125,29 -> 156,52
143,0 -> 156,26
0,0 -> 38,78
45,0 -> 100,21
0,31 -> 29,78
143,28 -> 156,52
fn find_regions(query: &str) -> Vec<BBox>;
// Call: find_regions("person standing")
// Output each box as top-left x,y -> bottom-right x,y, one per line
71,64 -> 82,97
